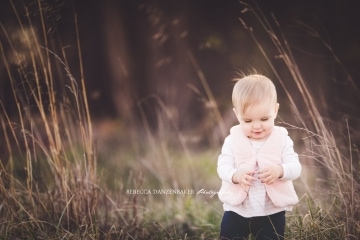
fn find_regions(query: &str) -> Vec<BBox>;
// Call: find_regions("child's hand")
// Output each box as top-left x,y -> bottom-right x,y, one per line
232,169 -> 256,186
259,164 -> 284,184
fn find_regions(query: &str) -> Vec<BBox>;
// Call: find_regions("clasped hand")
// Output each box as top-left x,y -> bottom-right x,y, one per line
232,164 -> 283,185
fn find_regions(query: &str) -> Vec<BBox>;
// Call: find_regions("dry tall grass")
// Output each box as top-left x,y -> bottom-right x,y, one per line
0,1 -> 99,238
0,1 -> 359,240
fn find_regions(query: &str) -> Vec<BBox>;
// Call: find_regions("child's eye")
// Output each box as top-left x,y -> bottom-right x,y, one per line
261,118 -> 269,121
244,120 -> 251,123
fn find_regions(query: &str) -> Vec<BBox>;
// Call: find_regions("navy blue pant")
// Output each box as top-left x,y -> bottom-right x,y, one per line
220,211 -> 285,240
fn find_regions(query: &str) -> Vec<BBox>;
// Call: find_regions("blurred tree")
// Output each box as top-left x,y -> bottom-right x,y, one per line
1,0 -> 359,140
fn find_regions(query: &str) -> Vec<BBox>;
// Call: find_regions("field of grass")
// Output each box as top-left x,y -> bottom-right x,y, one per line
0,1 -> 359,239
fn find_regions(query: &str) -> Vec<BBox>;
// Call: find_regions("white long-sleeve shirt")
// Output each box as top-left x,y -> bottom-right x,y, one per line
217,133 -> 301,217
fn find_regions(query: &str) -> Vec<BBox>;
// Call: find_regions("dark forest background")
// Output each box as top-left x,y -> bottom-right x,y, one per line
1,0 -> 359,137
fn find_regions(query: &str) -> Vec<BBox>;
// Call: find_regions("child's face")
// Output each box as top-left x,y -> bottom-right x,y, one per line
234,100 -> 279,141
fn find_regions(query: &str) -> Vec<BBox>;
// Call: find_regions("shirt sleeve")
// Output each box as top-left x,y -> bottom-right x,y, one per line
217,135 -> 238,183
280,136 -> 302,181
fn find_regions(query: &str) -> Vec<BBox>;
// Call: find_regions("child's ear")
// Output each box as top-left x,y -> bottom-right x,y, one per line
232,108 -> 237,118
233,108 -> 241,122
275,103 -> 280,117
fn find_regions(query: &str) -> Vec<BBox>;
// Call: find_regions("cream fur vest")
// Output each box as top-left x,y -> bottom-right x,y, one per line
218,125 -> 299,208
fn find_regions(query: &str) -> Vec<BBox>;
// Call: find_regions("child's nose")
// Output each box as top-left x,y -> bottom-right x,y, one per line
252,122 -> 261,128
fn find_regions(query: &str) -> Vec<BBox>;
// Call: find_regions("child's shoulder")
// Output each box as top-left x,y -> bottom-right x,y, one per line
273,126 -> 288,135
229,124 -> 241,134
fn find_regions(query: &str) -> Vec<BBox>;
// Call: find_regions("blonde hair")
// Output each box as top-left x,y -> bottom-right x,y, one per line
232,74 -> 277,114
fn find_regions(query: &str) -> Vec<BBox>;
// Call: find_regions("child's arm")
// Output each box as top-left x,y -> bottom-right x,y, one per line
217,136 -> 237,183
258,136 -> 301,184
279,136 -> 302,181
217,136 -> 255,185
